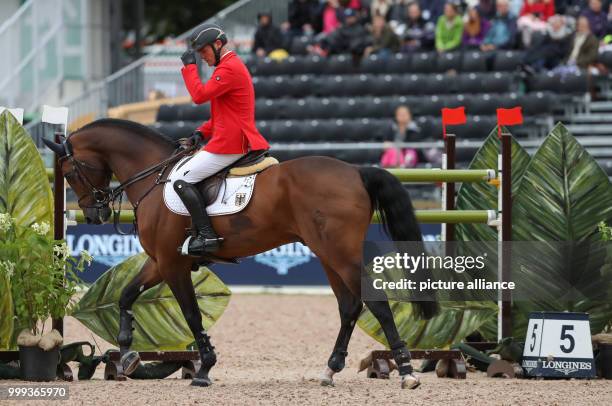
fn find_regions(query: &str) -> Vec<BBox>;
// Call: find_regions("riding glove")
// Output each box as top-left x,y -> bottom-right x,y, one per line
181,50 -> 197,66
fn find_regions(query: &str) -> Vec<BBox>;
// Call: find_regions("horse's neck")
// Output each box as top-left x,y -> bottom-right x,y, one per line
105,144 -> 173,204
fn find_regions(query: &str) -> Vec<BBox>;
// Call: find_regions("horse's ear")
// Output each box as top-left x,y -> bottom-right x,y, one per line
42,138 -> 66,157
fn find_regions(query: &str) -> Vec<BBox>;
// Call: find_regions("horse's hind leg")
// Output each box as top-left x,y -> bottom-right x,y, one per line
117,257 -> 162,375
317,244 -> 421,389
163,264 -> 216,387
320,263 -> 363,386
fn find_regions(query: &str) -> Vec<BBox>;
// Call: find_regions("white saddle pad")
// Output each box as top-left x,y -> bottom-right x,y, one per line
164,157 -> 257,217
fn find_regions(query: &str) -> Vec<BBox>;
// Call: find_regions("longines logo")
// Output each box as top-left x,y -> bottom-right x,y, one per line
67,234 -> 144,266
254,242 -> 315,275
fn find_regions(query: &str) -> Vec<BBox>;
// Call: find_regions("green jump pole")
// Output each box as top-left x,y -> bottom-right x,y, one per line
69,209 -> 496,226
386,168 -> 495,183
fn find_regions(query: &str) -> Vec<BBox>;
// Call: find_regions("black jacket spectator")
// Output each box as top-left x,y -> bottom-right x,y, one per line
252,13 -> 286,56
289,0 -> 320,34
400,3 -> 436,50
523,15 -> 574,71
324,8 -> 371,55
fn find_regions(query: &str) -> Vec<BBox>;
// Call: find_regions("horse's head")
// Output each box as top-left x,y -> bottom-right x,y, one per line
43,136 -> 113,224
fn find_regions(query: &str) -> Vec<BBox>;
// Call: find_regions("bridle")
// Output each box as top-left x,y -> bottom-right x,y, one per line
58,136 -> 196,235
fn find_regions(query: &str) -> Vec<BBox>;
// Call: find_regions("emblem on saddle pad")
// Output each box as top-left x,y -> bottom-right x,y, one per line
235,193 -> 247,206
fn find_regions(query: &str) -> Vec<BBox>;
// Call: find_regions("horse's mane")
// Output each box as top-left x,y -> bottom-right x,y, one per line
73,118 -> 178,150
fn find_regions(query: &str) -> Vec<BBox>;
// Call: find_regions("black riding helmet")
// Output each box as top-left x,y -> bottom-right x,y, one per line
189,23 -> 228,66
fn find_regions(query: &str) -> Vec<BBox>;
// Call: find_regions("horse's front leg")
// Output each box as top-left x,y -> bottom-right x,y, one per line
117,257 -> 162,375
163,262 -> 217,387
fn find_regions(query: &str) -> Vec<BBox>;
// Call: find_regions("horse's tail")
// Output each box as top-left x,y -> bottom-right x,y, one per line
358,166 -> 439,319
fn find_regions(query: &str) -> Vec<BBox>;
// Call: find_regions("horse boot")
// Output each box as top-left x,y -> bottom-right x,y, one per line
191,333 -> 217,387
117,310 -> 141,376
391,343 -> 420,389
174,180 -> 223,256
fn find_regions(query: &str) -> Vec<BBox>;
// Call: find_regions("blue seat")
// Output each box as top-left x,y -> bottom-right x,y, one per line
156,104 -> 180,122
177,104 -> 209,121
411,52 -> 437,72
519,92 -> 554,115
324,55 -> 354,74
461,51 -> 488,72
360,54 -> 387,74
436,51 -> 463,72
493,50 -> 524,71
386,53 -> 412,74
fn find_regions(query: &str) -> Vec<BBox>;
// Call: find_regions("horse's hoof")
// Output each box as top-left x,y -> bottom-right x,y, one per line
400,373 -> 421,390
120,351 -> 141,376
320,367 -> 335,386
191,377 -> 213,387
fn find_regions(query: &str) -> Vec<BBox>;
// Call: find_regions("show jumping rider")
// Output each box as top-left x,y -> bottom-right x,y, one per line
174,23 -> 269,256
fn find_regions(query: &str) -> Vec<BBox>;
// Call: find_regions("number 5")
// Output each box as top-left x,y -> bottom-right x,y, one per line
529,323 -> 538,352
560,325 -> 575,353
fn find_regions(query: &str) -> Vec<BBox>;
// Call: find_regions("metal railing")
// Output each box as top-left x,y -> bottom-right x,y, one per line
26,0 -> 289,140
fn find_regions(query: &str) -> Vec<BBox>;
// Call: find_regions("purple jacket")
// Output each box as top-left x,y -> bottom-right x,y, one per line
462,19 -> 491,47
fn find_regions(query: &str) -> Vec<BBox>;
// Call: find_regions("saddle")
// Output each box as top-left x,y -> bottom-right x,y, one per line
193,150 -> 278,206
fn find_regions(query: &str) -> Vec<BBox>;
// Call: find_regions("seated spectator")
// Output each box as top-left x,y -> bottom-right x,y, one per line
288,0 -> 320,36
399,2 -> 436,51
518,0 -> 556,46
252,12 -> 286,57
554,15 -> 599,73
481,0 -> 518,51
365,14 -> 401,57
463,7 -> 492,48
581,0 -> 608,38
323,8 -> 371,57
435,2 -> 464,52
380,106 -> 422,168
521,14 -> 574,72
320,0 -> 344,34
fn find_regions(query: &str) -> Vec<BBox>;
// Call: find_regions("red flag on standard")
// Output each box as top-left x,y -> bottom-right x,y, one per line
441,107 -> 466,138
496,107 -> 523,137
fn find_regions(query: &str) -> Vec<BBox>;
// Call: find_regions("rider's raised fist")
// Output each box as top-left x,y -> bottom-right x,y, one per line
181,50 -> 197,66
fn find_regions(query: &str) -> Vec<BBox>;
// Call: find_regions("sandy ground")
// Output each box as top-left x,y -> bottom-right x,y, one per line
1,294 -> 610,405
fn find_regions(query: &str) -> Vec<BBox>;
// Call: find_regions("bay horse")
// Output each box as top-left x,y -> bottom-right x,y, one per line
44,118 -> 437,389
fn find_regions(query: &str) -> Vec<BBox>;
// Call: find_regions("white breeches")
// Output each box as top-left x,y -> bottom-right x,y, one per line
169,150 -> 245,184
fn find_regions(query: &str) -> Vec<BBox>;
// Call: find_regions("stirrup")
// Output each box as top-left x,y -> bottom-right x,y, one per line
180,235 -> 224,256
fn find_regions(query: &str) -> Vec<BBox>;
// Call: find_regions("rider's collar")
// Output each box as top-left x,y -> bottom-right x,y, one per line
219,50 -> 232,62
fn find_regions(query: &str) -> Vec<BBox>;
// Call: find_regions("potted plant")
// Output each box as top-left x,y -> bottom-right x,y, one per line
0,212 -> 91,381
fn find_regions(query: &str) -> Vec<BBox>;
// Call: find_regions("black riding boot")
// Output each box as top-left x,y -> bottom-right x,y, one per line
174,180 -> 223,255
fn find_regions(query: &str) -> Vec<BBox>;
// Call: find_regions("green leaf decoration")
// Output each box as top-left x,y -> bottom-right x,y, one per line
0,110 -> 54,348
512,123 -> 612,242
0,110 -> 54,233
0,274 -> 13,350
72,253 -> 231,351
357,301 -> 498,349
455,126 -> 531,241
511,123 -> 612,337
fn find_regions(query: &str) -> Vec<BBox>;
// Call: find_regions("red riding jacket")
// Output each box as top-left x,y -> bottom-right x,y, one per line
181,51 -> 269,154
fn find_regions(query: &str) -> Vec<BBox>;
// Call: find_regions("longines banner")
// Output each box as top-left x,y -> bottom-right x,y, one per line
68,224 -> 442,285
